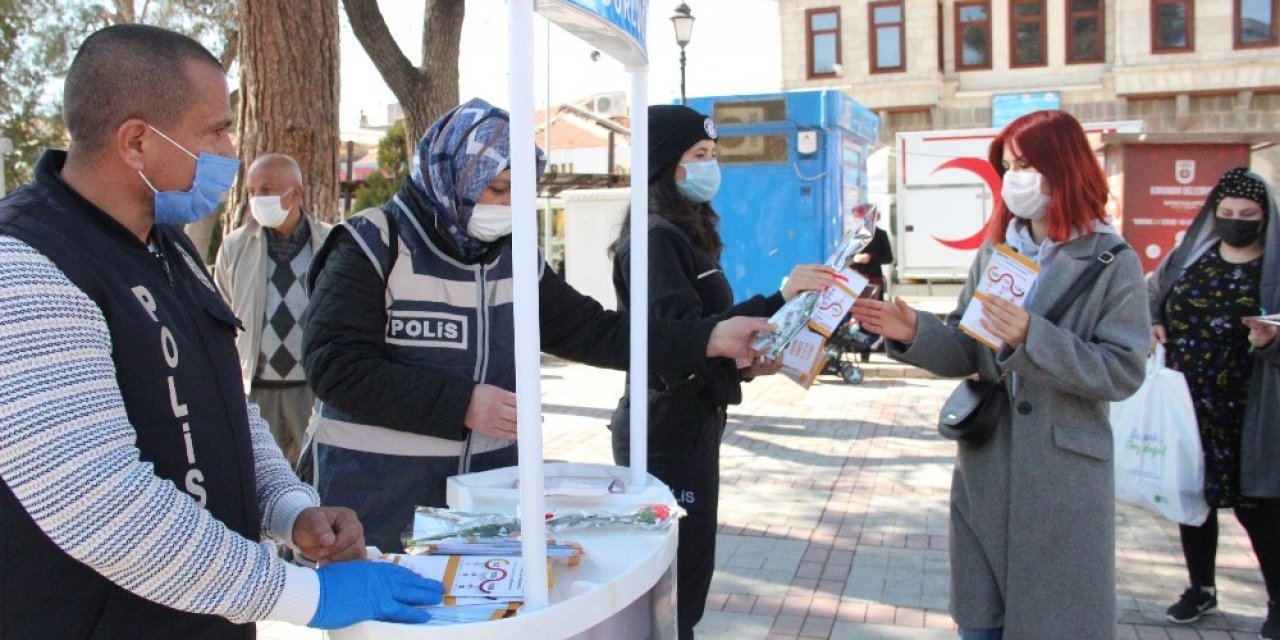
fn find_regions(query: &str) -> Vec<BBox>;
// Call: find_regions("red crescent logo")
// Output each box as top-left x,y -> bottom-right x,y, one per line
928,158 -> 1002,250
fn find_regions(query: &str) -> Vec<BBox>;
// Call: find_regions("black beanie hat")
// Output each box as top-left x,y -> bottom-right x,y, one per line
1214,166 -> 1269,208
648,104 -> 717,184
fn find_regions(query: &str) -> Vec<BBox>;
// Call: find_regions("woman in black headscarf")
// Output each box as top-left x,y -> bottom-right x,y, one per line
1149,167 -> 1280,638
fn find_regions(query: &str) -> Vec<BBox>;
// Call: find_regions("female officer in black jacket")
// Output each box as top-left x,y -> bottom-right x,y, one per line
609,104 -> 836,640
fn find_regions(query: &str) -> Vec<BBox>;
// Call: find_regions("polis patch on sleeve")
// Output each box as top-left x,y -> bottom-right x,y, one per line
386,310 -> 468,349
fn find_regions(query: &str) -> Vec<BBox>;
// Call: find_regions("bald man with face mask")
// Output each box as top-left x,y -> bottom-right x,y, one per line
215,154 -> 332,465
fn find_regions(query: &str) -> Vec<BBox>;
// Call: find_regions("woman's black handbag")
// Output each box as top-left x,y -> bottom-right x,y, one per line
939,376 -> 1009,448
937,241 -> 1129,448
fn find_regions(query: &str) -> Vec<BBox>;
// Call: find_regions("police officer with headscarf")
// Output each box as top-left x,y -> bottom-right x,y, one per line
302,98 -> 770,553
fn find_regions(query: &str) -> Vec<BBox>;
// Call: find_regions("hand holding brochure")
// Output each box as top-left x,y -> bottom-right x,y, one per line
774,269 -> 872,388
751,217 -> 877,358
958,244 -> 1040,350
373,553 -> 534,623
808,269 -> 870,337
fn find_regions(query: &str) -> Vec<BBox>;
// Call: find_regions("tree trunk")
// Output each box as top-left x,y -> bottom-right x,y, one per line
188,44 -> 241,263
229,0 -> 341,231
184,206 -> 218,263
343,0 -> 462,146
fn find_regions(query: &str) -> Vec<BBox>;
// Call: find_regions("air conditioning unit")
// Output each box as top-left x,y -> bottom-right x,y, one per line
716,104 -> 766,125
591,91 -> 627,117
714,105 -> 768,158
718,134 -> 766,158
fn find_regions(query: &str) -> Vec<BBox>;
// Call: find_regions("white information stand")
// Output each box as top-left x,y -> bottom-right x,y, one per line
332,463 -> 678,640
332,2 -> 671,638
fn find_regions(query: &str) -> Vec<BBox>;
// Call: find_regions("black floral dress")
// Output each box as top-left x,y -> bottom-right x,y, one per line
1164,244 -> 1262,508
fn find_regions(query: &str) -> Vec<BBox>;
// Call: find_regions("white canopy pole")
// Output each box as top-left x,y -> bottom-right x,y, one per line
626,67 -> 649,490
509,0 -> 549,612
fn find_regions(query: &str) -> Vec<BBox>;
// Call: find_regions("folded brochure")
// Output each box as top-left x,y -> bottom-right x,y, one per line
958,244 -> 1040,350
775,268 -> 870,388
376,552 -> 548,599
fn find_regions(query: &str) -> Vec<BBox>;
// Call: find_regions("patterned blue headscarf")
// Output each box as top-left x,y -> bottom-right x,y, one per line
409,97 -> 545,260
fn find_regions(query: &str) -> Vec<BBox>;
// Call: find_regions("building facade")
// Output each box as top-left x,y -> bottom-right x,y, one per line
777,0 -> 1280,173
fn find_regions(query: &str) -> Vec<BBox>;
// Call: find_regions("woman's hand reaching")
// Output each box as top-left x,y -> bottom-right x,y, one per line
1242,317 -> 1278,350
781,265 -> 841,301
850,297 -> 919,343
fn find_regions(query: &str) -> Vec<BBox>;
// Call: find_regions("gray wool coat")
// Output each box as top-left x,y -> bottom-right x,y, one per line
1147,168 -> 1280,499
890,232 -> 1149,639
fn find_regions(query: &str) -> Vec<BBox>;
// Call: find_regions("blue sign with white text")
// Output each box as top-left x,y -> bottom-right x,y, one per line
540,0 -> 648,66
564,0 -> 646,50
992,92 -> 1060,127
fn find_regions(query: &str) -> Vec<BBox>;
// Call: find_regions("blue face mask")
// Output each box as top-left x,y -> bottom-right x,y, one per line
138,125 -> 240,225
676,160 -> 721,203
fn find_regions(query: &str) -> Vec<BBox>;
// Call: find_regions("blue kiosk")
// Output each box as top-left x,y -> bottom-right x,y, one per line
684,90 -> 879,301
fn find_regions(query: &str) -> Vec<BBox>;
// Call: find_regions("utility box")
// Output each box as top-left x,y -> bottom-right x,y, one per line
560,188 -> 629,310
684,90 -> 879,301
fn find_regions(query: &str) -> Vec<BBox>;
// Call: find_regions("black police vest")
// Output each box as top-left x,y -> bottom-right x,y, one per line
0,151 -> 258,640
311,198 -> 516,458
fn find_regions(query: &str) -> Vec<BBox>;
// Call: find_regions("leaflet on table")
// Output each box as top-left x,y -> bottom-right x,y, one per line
778,328 -> 828,389
419,601 -> 522,624
405,540 -> 585,567
958,244 -> 1041,350
807,268 -> 870,337
374,553 -> 550,598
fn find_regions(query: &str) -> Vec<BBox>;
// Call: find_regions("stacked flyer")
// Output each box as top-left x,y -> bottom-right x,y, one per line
375,501 -> 679,624
374,551 -> 548,623
775,268 -> 872,387
750,214 -> 878,388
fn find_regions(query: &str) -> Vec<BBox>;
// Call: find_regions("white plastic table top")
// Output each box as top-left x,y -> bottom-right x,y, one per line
329,463 -> 678,640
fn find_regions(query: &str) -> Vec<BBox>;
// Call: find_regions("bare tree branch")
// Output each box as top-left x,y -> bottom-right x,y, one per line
342,0 -> 419,103
342,0 -> 463,144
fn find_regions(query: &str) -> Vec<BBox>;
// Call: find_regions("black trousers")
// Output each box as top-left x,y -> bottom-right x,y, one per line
1179,499 -> 1280,602
612,386 -> 727,640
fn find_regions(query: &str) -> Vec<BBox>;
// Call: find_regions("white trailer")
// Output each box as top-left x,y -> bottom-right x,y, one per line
894,121 -> 1141,281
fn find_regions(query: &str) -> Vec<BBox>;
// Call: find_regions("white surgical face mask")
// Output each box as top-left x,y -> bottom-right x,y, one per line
676,159 -> 721,203
1001,170 -> 1051,221
467,204 -> 512,242
249,195 -> 290,228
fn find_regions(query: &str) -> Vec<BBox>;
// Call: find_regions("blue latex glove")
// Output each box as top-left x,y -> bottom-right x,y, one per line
309,561 -> 445,629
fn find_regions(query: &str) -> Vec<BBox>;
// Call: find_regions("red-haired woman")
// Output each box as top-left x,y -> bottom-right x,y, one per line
851,110 -> 1149,639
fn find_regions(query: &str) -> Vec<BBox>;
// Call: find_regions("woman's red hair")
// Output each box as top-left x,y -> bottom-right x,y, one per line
985,110 -> 1110,244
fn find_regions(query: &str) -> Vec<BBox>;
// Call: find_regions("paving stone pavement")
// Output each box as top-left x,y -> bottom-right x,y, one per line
259,355 -> 1269,640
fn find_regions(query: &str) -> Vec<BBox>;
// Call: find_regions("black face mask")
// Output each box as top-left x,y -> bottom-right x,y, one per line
1217,217 -> 1264,248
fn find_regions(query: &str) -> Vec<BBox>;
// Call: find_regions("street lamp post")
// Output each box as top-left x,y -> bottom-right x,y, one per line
671,3 -> 695,105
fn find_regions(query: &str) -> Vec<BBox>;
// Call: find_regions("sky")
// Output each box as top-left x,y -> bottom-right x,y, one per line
338,0 -> 783,130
